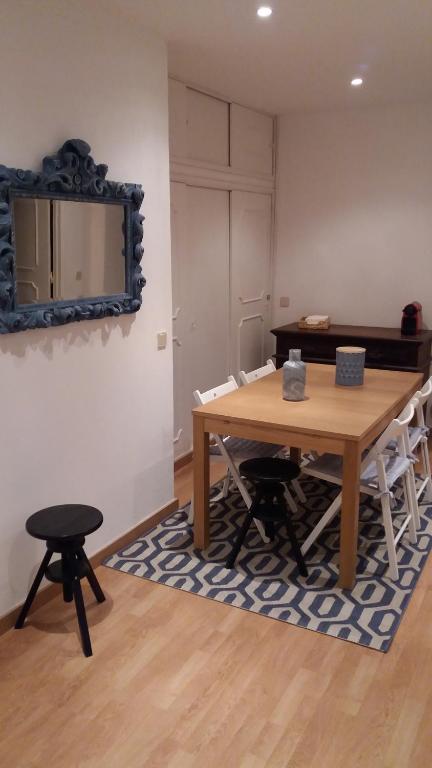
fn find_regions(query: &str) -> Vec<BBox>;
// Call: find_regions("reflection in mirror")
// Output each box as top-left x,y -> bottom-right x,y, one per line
14,198 -> 51,304
13,198 -> 126,305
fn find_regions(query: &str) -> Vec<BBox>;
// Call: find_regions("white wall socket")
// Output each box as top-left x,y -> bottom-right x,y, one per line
157,331 -> 167,350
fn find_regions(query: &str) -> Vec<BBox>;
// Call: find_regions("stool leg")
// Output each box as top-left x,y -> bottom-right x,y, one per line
62,553 -> 74,603
226,513 -> 253,569
15,550 -> 53,629
263,488 -> 277,540
226,490 -> 262,569
264,521 -> 276,540
72,577 -> 93,657
78,548 -> 105,603
276,487 -> 308,577
284,515 -> 308,577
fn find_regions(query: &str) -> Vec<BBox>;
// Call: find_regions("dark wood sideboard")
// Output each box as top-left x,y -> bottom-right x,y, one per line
271,323 -> 432,383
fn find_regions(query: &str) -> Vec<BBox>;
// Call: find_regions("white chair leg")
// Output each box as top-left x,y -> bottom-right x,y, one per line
401,476 -> 417,544
189,484 -> 268,543
292,479 -> 306,503
300,493 -> 342,555
394,485 -> 404,501
407,464 -> 420,529
189,462 -> 270,544
187,500 -> 194,525
222,471 -> 231,498
381,494 -> 399,581
421,439 -> 432,502
211,470 -> 232,502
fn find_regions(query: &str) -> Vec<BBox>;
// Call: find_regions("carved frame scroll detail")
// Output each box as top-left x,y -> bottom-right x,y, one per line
0,139 -> 145,333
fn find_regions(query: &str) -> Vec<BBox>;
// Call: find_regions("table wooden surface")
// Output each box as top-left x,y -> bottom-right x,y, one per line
192,363 -> 422,589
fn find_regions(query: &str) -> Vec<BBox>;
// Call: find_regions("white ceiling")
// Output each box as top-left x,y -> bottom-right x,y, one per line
115,0 -> 432,115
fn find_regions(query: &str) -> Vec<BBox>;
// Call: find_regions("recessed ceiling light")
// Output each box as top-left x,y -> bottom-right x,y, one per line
257,6 -> 272,18
351,77 -> 363,87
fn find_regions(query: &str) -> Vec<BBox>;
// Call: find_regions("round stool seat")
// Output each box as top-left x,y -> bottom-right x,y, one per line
26,504 -> 103,542
239,457 -> 300,485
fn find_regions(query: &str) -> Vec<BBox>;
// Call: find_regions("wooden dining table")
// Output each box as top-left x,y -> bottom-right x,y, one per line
192,363 -> 422,589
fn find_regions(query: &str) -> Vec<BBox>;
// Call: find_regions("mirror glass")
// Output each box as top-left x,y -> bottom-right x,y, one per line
13,197 -> 126,305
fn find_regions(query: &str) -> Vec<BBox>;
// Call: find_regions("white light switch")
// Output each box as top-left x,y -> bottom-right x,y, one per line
157,331 -> 167,350
280,296 -> 290,308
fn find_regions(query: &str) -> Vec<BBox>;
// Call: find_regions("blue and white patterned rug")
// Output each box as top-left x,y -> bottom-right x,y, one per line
104,477 -> 432,651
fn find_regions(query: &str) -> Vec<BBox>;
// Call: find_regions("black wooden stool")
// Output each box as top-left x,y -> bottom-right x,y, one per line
226,457 -> 308,576
15,504 -> 105,657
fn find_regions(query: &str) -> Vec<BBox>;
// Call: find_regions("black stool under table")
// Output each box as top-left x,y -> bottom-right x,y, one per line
15,504 -> 105,657
226,457 -> 308,576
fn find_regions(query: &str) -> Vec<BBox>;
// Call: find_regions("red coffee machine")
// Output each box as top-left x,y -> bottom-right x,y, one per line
401,302 -> 423,336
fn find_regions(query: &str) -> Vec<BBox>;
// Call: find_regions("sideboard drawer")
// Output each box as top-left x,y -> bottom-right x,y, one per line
275,334 -> 419,367
365,342 -> 419,368
274,332 -> 336,361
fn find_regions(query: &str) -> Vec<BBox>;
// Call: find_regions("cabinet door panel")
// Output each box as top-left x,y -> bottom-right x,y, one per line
185,186 -> 230,398
170,182 -> 190,458
171,184 -> 230,457
230,104 -> 274,176
168,79 -> 187,159
230,191 -> 272,379
187,89 -> 229,166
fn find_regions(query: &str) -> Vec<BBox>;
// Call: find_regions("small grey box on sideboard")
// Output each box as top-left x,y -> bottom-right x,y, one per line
271,323 -> 432,383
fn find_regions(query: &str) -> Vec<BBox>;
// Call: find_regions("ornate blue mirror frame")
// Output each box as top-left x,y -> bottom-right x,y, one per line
0,139 -> 145,334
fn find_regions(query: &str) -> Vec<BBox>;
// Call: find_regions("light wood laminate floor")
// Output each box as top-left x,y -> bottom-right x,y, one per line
0,461 -> 431,768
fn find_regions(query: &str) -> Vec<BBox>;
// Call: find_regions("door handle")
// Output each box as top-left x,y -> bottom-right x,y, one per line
173,428 -> 183,444
238,290 -> 265,305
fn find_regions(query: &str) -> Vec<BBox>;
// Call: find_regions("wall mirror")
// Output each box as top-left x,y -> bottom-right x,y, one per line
0,139 -> 145,334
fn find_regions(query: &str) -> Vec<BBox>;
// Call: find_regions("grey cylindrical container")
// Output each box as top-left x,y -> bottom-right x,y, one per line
335,346 -> 366,386
283,349 -> 306,401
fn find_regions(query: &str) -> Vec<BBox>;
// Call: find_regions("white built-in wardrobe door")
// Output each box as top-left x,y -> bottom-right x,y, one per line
168,79 -> 187,159
171,182 -> 189,457
168,81 -> 229,166
230,191 -> 272,379
187,89 -> 229,166
230,104 -> 274,176
171,182 -> 230,457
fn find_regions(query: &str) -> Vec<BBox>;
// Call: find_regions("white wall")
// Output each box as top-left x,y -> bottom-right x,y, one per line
273,103 -> 432,329
0,1 -> 173,616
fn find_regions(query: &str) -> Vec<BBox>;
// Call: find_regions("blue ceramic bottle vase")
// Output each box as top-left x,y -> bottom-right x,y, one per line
283,349 -> 306,401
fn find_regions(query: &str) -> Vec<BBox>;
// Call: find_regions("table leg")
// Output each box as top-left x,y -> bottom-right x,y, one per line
338,441 -> 361,589
290,447 -> 302,464
193,414 -> 209,549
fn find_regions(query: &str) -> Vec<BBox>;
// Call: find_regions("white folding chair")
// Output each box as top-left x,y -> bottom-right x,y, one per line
400,378 -> 432,506
300,400 -> 419,580
189,376 -> 299,541
239,360 -> 307,505
412,378 -> 432,504
239,359 -> 276,385
384,380 -> 432,520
